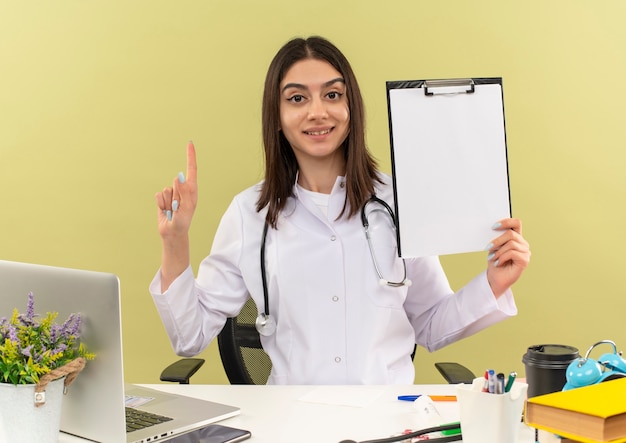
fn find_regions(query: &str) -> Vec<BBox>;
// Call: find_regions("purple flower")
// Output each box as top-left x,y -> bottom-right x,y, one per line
21,345 -> 33,358
17,292 -> 38,327
26,292 -> 35,321
8,325 -> 18,343
49,324 -> 60,343
61,313 -> 81,337
51,343 -> 67,355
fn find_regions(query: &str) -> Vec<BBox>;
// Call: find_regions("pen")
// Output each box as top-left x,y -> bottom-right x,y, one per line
397,395 -> 457,402
505,371 -> 517,393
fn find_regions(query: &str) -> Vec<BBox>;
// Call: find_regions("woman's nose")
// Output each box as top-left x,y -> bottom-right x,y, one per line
307,97 -> 328,119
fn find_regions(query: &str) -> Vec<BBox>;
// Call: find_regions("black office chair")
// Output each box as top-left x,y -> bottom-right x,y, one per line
160,297 -> 272,385
160,297 -> 475,385
215,297 -> 272,384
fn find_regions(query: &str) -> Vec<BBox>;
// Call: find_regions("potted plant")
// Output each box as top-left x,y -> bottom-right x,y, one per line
0,291 -> 95,442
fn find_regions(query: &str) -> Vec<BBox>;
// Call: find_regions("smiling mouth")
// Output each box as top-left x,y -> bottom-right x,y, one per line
304,128 -> 332,136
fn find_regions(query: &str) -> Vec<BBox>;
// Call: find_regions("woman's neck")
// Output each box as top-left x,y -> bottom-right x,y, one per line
296,154 -> 346,194
297,168 -> 346,194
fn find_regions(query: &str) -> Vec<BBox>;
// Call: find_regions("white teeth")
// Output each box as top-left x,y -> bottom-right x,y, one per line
306,129 -> 331,136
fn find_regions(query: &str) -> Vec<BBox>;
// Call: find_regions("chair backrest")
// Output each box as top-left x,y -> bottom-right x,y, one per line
217,297 -> 272,384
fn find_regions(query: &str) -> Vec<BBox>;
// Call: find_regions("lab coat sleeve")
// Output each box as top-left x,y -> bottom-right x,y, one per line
403,257 -> 517,352
149,198 -> 251,356
150,266 -> 210,356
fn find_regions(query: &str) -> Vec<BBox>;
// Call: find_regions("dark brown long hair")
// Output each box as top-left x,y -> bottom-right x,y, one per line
257,36 -> 380,228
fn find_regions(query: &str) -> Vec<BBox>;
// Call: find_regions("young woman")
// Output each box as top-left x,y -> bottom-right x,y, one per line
151,36 -> 531,384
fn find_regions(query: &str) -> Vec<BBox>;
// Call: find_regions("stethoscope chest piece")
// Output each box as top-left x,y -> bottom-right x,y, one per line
255,313 -> 277,336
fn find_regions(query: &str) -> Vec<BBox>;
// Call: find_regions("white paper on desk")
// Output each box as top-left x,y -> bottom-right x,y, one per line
388,80 -> 511,257
298,386 -> 384,408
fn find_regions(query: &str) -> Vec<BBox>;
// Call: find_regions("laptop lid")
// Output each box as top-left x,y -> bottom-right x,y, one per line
0,260 -> 239,443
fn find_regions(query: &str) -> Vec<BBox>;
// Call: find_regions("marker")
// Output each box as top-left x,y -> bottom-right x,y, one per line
487,369 -> 496,393
397,395 -> 457,402
482,370 -> 489,392
496,372 -> 505,394
505,371 -> 517,393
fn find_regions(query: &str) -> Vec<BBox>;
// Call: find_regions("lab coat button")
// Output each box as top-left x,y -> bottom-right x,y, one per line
334,357 -> 342,363
332,296 -> 339,302
330,235 -> 336,241
340,181 -> 345,188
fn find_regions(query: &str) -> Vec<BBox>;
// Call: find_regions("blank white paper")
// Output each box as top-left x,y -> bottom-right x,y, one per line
388,81 -> 511,257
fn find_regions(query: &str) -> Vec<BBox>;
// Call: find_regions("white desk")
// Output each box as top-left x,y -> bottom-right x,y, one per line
59,384 -> 538,443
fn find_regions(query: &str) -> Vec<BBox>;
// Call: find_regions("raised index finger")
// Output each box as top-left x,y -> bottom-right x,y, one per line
186,141 -> 197,183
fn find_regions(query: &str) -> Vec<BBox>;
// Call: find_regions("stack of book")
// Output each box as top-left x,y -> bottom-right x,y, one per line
525,377 -> 626,443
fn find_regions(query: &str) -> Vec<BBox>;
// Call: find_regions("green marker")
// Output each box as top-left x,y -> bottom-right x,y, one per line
505,371 -> 517,393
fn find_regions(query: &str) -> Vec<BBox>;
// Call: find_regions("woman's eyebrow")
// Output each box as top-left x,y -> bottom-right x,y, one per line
324,77 -> 345,88
281,77 -> 345,93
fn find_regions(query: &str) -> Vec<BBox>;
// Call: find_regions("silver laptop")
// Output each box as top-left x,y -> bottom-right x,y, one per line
0,260 -> 239,443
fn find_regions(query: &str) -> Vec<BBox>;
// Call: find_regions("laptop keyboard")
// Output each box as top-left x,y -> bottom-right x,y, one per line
126,407 -> 174,433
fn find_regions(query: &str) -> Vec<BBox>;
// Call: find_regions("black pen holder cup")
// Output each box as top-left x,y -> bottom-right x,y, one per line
522,344 -> 580,398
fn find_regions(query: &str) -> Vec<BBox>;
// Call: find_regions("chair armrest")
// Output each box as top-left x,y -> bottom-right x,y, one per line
160,358 -> 205,384
434,362 -> 476,384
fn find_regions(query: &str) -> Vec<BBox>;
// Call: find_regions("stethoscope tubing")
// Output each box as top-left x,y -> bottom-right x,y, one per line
361,196 -> 408,287
260,221 -> 270,317
354,422 -> 462,443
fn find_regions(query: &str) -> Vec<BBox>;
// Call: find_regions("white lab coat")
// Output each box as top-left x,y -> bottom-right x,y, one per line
150,174 -> 517,384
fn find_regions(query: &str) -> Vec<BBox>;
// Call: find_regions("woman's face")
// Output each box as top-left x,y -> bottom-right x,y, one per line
279,58 -> 350,166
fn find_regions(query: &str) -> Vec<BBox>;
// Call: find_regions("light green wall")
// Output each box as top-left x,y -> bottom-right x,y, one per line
2,1 -> 625,384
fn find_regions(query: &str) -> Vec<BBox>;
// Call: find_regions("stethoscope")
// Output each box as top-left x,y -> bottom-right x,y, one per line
338,422 -> 462,443
255,195 -> 411,336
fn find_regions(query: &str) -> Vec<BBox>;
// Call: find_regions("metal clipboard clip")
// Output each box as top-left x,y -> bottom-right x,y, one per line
424,78 -> 475,96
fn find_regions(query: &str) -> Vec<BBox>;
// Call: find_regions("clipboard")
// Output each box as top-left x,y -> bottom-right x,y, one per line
386,77 -> 511,258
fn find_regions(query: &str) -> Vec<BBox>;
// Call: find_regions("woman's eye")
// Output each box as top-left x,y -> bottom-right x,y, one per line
327,91 -> 343,100
288,95 -> 305,103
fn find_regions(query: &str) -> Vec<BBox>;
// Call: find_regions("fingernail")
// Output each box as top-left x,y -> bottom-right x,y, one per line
492,222 -> 502,229
494,259 -> 500,267
166,210 -> 172,221
484,242 -> 494,251
178,172 -> 185,184
172,200 -> 179,211
487,252 -> 495,261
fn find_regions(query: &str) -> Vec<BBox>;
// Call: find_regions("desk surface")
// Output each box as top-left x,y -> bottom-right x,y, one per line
59,384 -> 537,443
